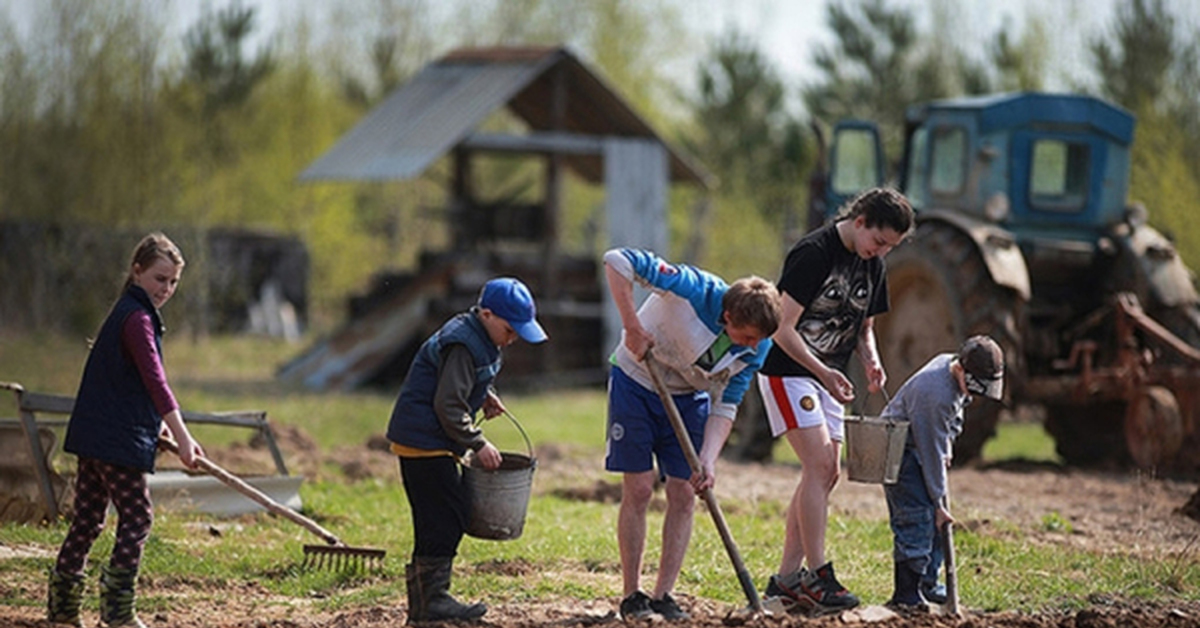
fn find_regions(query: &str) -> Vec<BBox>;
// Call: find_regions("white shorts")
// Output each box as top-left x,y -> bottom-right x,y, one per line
757,374 -> 846,441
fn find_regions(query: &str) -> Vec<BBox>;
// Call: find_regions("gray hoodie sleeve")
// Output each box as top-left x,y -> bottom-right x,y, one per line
433,343 -> 487,451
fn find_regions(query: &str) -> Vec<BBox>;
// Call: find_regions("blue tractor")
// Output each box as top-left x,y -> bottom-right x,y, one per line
819,92 -> 1200,474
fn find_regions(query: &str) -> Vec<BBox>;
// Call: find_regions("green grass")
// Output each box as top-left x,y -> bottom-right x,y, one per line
1,332 -> 1197,617
982,419 -> 1061,464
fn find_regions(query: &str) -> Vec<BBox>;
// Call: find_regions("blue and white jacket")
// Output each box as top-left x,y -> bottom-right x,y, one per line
606,248 -> 772,421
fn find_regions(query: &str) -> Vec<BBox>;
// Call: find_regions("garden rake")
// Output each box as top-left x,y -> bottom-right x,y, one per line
158,437 -> 386,571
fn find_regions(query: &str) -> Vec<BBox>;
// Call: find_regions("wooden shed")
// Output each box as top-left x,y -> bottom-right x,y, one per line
280,45 -> 711,391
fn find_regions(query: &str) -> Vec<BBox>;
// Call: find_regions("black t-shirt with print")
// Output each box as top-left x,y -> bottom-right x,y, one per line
760,221 -> 889,378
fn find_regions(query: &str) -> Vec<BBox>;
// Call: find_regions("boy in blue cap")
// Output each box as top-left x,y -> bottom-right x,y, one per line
387,277 -> 547,624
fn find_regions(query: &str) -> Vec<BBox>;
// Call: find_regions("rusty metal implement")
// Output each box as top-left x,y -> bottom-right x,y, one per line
158,437 -> 385,571
643,350 -> 765,615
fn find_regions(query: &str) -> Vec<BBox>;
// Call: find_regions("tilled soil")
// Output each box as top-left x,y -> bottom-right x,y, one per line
3,429 -> 1200,628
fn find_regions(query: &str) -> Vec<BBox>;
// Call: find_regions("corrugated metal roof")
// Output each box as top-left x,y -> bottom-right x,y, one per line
300,45 -> 711,188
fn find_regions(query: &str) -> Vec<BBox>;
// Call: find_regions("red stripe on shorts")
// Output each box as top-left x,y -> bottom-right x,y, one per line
767,376 -> 799,431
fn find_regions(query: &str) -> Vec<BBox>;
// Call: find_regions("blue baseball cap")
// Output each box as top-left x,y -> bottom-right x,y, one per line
479,277 -> 548,343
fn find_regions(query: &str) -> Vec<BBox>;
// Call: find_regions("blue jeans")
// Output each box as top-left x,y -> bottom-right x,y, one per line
883,447 -> 944,583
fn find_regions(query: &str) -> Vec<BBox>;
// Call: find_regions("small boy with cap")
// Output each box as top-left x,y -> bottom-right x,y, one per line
878,335 -> 1004,610
386,277 -> 548,624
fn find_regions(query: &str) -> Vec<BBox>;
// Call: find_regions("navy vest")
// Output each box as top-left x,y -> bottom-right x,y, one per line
64,285 -> 166,472
386,310 -> 502,455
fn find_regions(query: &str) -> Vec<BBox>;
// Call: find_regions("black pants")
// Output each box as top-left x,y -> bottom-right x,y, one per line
399,456 -> 468,559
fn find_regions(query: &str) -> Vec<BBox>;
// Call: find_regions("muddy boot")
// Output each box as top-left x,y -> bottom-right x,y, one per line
406,557 -> 486,624
99,564 -> 147,627
47,569 -> 85,626
405,563 -> 423,623
886,561 -> 928,611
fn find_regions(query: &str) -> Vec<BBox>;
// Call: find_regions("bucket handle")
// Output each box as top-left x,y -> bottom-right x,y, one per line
851,388 -> 902,426
474,409 -> 534,459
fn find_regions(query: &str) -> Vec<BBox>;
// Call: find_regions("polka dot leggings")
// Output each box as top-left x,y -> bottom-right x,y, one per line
55,457 -> 152,576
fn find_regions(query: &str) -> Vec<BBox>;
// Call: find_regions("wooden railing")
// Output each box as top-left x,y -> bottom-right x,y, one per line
0,381 -> 288,521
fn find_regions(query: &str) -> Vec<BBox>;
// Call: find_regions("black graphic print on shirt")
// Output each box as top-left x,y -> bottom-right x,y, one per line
799,257 -> 872,372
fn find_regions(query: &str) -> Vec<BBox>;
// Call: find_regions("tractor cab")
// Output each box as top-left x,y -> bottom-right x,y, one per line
814,92 -> 1200,475
826,92 -> 1135,239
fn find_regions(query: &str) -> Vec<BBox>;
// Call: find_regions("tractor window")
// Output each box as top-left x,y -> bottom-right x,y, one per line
1030,139 -> 1088,212
831,128 -> 879,195
930,127 -> 966,195
904,127 -> 929,209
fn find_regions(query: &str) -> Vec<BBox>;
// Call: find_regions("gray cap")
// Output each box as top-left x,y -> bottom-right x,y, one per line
959,335 -> 1004,401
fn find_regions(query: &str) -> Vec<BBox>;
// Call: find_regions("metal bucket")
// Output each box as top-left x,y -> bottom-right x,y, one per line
462,412 -> 536,541
843,415 -> 909,484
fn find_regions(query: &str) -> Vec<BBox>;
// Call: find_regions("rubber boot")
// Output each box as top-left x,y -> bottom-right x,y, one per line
923,532 -> 947,603
886,561 -> 928,610
99,564 -> 147,627
406,557 -> 486,624
405,563 -> 422,624
47,569 -> 85,627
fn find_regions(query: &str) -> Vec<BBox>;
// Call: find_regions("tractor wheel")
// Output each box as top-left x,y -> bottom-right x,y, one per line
875,221 -> 1025,465
1123,386 -> 1184,471
1044,388 -> 1184,471
1132,302 -> 1200,475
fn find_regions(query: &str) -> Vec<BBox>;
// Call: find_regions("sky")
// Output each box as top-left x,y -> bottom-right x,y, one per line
6,0 -> 1196,97
194,0 -> 1114,86
692,0 -> 1115,90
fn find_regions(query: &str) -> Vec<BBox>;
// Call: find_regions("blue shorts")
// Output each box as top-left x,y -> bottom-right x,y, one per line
605,366 -> 710,480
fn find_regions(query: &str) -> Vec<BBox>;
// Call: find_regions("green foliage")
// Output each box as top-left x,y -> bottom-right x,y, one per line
694,194 -> 789,283
1091,0 -> 1175,111
4,0 -> 1200,337
183,2 -> 276,117
685,29 -> 807,229
989,15 -> 1049,91
804,0 -> 923,157
1128,103 -> 1200,273
1086,0 -> 1200,271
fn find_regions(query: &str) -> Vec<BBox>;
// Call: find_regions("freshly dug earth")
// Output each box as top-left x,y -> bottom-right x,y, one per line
3,430 -> 1199,628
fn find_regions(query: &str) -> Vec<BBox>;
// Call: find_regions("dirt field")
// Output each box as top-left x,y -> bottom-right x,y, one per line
3,430 -> 1200,628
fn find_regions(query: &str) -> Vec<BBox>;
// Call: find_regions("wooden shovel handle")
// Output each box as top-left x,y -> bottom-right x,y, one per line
158,437 -> 342,546
644,350 -> 764,614
942,495 -> 960,616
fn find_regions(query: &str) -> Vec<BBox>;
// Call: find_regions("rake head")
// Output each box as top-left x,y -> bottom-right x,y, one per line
302,544 -> 387,572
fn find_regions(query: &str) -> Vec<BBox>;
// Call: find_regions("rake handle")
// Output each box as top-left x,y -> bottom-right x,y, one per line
644,351 -> 764,614
158,437 -> 342,546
